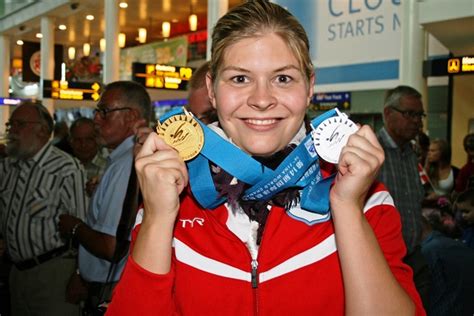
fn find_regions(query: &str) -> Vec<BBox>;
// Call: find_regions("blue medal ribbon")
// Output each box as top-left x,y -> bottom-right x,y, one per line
158,108 -> 339,214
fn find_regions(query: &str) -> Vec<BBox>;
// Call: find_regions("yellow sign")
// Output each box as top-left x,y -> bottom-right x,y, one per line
92,82 -> 100,91
133,62 -> 193,91
43,80 -> 102,101
461,56 -> 474,72
447,58 -> 460,74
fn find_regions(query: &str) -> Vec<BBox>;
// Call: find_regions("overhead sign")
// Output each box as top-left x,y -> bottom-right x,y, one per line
449,56 -> 474,74
310,92 -> 351,111
424,56 -> 474,77
42,80 -> 102,101
132,62 -> 193,90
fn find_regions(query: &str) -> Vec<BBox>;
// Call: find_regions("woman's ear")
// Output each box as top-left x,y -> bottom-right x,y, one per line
306,73 -> 315,108
206,72 -> 217,109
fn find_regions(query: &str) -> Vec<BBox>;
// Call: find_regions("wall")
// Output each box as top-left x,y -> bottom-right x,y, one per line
452,75 -> 474,167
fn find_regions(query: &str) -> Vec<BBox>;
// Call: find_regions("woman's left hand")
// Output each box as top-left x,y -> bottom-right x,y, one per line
330,125 -> 385,211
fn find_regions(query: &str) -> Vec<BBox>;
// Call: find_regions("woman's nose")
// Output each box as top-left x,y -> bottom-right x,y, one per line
247,81 -> 276,111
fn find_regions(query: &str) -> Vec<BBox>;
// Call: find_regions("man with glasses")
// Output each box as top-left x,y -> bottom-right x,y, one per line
0,101 -> 87,315
58,81 -> 151,312
377,85 -> 430,308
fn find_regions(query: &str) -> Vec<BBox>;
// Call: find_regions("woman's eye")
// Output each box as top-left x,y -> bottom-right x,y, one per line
276,75 -> 292,84
231,75 -> 247,83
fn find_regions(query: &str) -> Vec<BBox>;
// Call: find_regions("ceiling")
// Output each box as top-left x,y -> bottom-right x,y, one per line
2,0 -> 473,60
422,16 -> 474,56
3,0 -> 243,58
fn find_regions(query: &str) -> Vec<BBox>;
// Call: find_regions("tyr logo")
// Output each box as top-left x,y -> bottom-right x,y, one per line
180,217 -> 205,228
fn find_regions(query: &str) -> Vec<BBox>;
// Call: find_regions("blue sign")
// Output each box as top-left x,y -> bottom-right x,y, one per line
0,97 -> 30,106
310,92 -> 351,111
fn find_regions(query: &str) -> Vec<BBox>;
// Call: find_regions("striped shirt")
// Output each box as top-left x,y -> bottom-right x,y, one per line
0,142 -> 87,262
377,127 -> 425,254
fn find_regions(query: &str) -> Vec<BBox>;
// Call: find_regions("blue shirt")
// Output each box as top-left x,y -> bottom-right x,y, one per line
78,136 -> 134,282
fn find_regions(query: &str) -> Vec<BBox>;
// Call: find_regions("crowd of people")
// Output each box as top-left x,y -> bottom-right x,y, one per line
0,1 -> 473,315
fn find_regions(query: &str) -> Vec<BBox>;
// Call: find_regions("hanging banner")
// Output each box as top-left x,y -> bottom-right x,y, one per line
22,41 -> 63,82
120,36 -> 188,80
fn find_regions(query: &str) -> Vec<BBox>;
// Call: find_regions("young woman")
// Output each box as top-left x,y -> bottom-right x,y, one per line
107,1 -> 424,315
424,138 -> 459,201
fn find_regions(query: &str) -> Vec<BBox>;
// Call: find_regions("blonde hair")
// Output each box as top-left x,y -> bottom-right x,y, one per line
209,0 -> 313,85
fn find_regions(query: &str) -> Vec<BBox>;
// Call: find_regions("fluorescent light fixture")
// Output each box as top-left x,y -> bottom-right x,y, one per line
68,47 -> 76,60
162,21 -> 171,38
100,38 -> 106,52
138,28 -> 147,43
83,43 -> 90,57
189,14 -> 197,32
118,33 -> 126,48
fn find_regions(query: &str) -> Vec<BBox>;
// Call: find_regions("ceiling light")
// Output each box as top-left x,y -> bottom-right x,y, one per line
36,33 -> 43,39
138,28 -> 147,44
16,40 -> 24,45
86,15 -> 94,21
162,21 -> 171,38
100,38 -> 106,52
83,43 -> 90,57
68,47 -> 76,60
189,14 -> 197,32
119,2 -> 128,9
172,19 -> 179,23
118,33 -> 126,48
58,24 -> 67,31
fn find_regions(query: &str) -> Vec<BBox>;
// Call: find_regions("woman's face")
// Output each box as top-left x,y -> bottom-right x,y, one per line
427,143 -> 441,163
207,33 -> 313,157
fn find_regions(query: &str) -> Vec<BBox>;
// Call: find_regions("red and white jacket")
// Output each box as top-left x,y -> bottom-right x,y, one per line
107,183 -> 425,315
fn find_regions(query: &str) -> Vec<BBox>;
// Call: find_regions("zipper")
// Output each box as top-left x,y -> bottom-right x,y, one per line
251,258 -> 259,315
251,259 -> 259,288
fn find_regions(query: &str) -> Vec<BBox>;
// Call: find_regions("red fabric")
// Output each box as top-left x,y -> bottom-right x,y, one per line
455,161 -> 474,192
107,183 -> 425,315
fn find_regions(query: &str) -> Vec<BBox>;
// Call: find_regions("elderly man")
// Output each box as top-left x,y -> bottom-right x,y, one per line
69,117 -> 108,196
0,101 -> 87,315
59,81 -> 151,311
377,85 -> 430,307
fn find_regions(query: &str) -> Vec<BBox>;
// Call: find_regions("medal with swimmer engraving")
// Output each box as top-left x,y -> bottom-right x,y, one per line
156,110 -> 204,161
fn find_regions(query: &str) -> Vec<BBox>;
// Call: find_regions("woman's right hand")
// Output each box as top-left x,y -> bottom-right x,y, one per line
135,132 -> 189,221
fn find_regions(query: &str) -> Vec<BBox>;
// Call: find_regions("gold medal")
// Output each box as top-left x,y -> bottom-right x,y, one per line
156,110 -> 204,161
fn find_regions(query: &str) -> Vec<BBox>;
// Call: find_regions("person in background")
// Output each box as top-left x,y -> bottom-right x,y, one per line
376,85 -> 431,308
1,101 -> 87,315
53,120 -> 74,155
69,117 -> 108,197
455,133 -> 474,194
420,215 -> 474,316
414,131 -> 430,167
454,188 -> 474,250
424,138 -> 459,203
186,61 -> 217,124
58,81 -> 151,312
108,1 -> 423,314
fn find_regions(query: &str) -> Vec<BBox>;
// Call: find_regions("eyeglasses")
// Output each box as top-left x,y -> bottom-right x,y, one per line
5,120 -> 42,130
390,107 -> 426,119
93,107 -> 132,119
